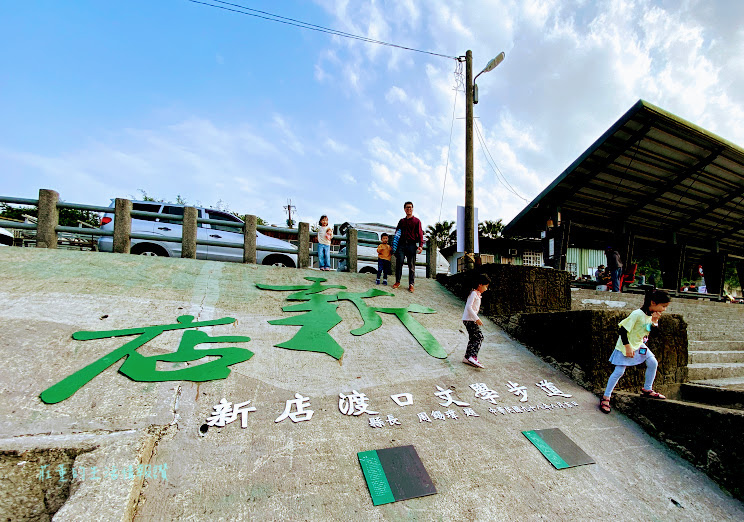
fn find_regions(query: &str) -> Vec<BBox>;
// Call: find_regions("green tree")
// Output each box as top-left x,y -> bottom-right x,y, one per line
425,221 -> 455,250
0,203 -> 99,228
478,219 -> 504,239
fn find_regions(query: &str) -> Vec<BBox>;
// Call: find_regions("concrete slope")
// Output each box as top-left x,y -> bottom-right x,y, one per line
1,248 -> 742,521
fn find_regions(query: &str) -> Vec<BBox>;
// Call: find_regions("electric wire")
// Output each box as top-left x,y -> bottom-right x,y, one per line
438,87 -> 459,222
186,0 -> 457,60
474,121 -> 528,201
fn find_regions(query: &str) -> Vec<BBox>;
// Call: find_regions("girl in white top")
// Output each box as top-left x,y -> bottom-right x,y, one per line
462,274 -> 491,368
317,215 -> 333,271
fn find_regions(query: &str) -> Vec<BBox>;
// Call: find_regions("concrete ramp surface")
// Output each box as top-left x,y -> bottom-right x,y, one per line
1,248 -> 742,521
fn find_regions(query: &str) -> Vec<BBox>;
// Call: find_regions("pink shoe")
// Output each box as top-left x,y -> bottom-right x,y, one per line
463,356 -> 484,369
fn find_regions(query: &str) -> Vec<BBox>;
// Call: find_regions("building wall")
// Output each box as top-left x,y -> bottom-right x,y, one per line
567,247 -> 605,278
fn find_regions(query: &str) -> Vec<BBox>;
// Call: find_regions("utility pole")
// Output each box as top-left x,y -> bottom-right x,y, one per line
284,199 -> 296,228
461,49 -> 505,271
464,50 -> 475,271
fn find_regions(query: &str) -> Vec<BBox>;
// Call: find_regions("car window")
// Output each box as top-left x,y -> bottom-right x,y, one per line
132,202 -> 162,222
162,205 -> 185,225
357,230 -> 379,242
206,210 -> 243,234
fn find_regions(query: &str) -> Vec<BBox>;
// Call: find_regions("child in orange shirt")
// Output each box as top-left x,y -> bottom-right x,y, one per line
376,233 -> 392,285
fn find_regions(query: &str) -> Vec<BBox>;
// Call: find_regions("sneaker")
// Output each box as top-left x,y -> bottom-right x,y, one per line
408,285 -> 414,293
383,280 -> 388,285
392,282 -> 400,289
376,279 -> 380,285
463,356 -> 484,369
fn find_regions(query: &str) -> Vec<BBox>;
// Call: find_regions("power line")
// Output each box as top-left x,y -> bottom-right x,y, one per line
438,87 -> 459,222
474,121 -> 527,201
186,0 -> 457,60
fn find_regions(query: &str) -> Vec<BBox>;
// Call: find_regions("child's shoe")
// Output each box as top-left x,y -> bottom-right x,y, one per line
376,279 -> 380,285
463,356 -> 484,369
640,389 -> 666,399
383,280 -> 388,285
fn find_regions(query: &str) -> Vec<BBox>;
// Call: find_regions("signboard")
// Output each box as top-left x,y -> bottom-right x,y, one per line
358,445 -> 436,505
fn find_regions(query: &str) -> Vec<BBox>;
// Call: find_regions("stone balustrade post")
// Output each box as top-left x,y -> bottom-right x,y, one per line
113,198 -> 132,254
243,215 -> 257,264
36,189 -> 59,249
182,206 -> 198,259
347,227 -> 358,273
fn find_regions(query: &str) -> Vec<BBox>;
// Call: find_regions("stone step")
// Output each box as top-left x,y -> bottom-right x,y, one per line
687,362 -> 744,381
688,376 -> 744,389
688,340 -> 744,352
686,331 -> 744,342
678,383 -> 744,410
689,350 -> 744,364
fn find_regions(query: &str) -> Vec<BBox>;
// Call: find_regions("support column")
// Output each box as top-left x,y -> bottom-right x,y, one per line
113,198 -> 132,254
660,241 -> 685,291
298,222 -> 310,269
181,206 -> 197,259
558,220 -> 571,271
36,189 -> 59,249
736,260 -> 744,294
243,215 -> 257,264
702,251 -> 727,296
619,228 -> 635,268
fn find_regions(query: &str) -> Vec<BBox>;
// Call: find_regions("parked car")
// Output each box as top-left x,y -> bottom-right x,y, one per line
335,222 -> 449,276
97,200 -> 297,267
0,226 -> 13,246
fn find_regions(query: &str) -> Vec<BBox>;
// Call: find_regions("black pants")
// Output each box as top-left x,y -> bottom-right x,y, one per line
395,242 -> 417,286
463,320 -> 483,358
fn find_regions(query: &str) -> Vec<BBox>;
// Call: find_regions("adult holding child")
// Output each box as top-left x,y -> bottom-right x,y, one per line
392,201 -> 424,293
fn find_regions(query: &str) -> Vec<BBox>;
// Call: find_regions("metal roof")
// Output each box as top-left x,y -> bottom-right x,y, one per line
504,100 -> 744,259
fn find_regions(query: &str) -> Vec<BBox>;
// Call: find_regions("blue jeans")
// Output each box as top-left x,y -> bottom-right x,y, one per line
611,267 -> 622,292
318,244 -> 331,269
604,353 -> 658,397
395,242 -> 417,286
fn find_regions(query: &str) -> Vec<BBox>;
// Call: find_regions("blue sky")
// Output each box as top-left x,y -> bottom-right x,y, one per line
2,0 -> 744,229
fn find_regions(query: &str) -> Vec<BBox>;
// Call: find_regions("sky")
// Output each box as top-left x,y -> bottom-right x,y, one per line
2,0 -> 744,230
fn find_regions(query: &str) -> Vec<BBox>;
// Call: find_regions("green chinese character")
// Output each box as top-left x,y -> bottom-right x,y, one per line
40,315 -> 252,404
258,277 -> 446,359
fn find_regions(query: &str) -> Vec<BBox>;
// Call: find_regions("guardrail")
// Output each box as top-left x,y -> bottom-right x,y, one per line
0,189 -> 437,277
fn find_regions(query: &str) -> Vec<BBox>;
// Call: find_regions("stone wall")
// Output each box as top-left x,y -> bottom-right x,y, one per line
612,392 -> 744,500
436,264 -> 571,316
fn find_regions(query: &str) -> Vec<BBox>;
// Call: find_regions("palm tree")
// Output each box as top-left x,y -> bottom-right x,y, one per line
478,219 -> 504,239
425,220 -> 456,250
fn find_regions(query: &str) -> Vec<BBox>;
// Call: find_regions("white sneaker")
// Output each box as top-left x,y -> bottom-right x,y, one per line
463,356 -> 484,369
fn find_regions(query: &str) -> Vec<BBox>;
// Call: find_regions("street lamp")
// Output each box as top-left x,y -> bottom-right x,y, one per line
463,50 -> 505,270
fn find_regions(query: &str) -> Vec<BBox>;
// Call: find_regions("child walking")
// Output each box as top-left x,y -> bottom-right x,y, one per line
462,274 -> 491,369
317,215 -> 333,271
599,289 -> 670,413
376,233 -> 392,285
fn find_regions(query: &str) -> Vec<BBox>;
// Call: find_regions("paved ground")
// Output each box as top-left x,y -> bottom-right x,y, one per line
2,247 -> 743,521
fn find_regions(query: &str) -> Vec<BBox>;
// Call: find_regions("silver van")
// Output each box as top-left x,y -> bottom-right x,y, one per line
97,200 -> 297,267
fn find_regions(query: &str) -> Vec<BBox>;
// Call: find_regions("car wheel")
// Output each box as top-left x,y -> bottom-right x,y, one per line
131,244 -> 169,257
262,255 -> 296,268
359,266 -> 377,274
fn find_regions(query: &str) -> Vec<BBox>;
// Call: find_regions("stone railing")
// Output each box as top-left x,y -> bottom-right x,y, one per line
0,189 -> 438,277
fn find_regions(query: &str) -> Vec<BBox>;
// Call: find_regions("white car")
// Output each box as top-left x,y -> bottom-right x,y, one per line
97,200 -> 297,267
